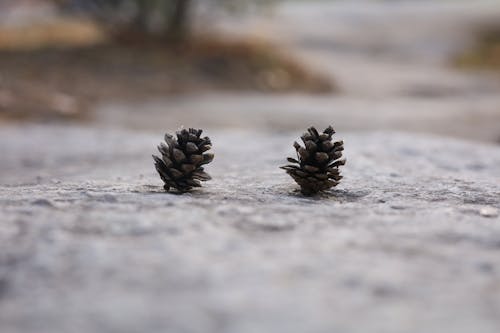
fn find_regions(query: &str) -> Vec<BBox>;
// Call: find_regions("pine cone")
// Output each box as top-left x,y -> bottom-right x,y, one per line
153,128 -> 214,193
281,126 -> 345,195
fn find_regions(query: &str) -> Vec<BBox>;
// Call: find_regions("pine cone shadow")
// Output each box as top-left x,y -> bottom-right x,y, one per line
137,185 -> 168,194
138,184 -> 212,197
278,186 -> 370,203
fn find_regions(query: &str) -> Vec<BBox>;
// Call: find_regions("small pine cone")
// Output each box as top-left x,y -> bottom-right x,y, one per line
281,126 -> 345,195
153,128 -> 214,193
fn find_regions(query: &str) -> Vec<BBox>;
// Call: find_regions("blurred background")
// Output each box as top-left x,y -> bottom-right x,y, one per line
1,0 -> 500,142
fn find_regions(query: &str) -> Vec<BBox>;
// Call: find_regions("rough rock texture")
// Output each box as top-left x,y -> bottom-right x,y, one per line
0,124 -> 499,333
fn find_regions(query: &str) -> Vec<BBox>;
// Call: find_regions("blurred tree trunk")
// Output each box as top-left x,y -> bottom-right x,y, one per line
56,0 -> 196,44
166,0 -> 191,43
57,0 -> 274,44
132,0 -> 150,33
124,0 -> 192,44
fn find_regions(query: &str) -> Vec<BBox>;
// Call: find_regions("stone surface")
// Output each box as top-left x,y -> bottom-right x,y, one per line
1,124 -> 500,333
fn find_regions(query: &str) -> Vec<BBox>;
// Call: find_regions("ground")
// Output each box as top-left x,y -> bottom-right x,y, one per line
1,1 -> 500,332
0,125 -> 499,333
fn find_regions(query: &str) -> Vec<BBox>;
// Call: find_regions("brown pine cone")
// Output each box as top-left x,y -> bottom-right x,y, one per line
281,126 -> 345,195
153,128 -> 214,193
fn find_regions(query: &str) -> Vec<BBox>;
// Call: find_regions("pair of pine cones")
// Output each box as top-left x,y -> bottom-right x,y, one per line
153,126 -> 345,195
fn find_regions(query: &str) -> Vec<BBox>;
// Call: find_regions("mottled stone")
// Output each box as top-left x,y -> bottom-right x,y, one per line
0,124 -> 499,333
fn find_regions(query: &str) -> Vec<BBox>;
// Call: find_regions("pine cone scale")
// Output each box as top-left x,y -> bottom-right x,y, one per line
315,152 -> 329,163
161,155 -> 173,167
190,155 -> 203,164
201,153 -> 214,165
192,170 -> 211,180
185,142 -> 198,153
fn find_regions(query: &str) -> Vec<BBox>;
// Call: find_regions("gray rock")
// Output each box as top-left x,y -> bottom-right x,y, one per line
0,124 -> 499,333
